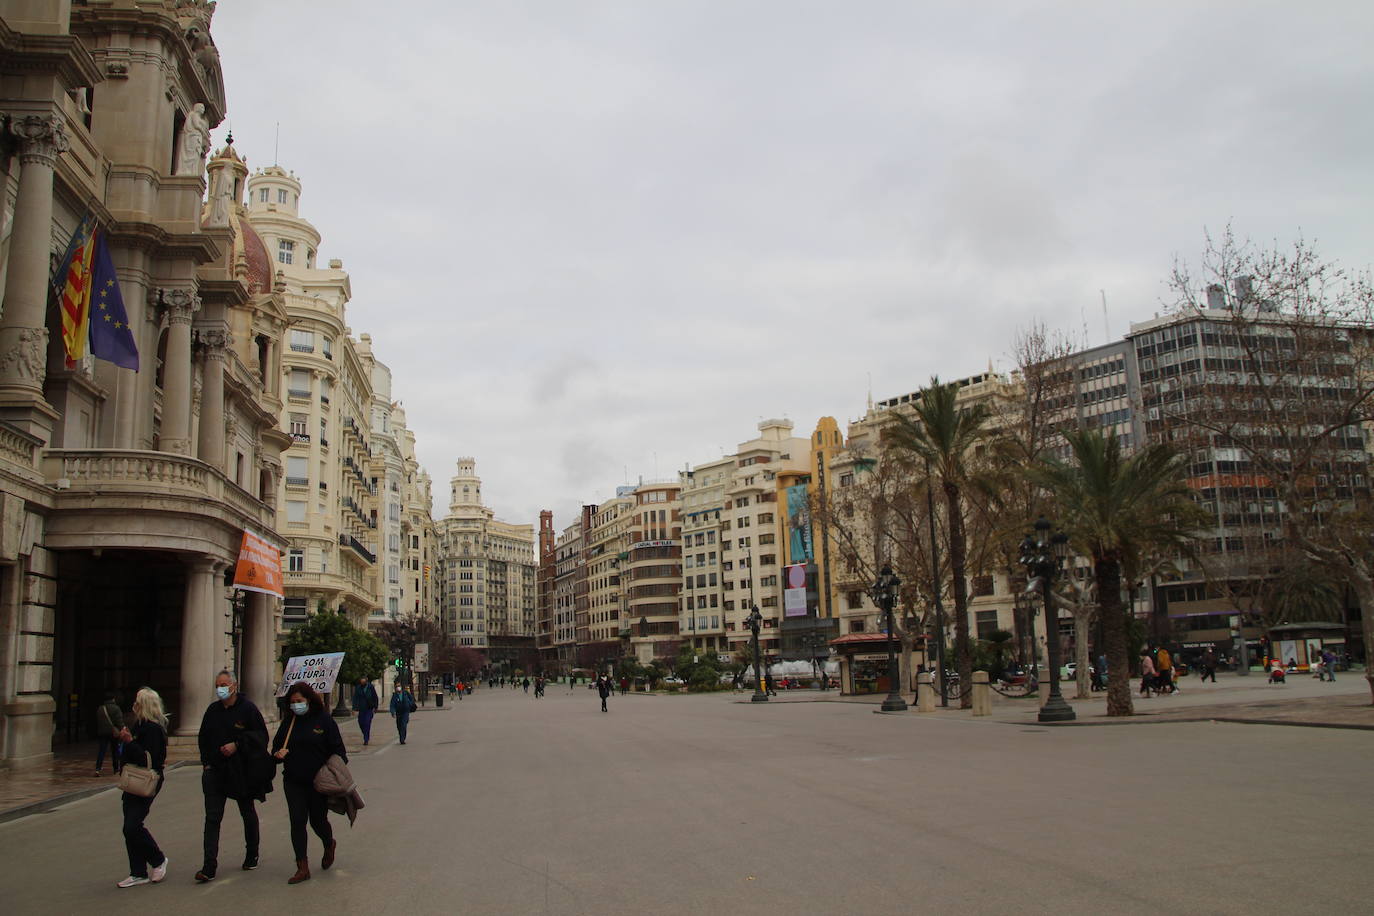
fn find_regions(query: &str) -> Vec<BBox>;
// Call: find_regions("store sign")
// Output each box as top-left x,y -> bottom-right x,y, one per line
632,540 -> 678,549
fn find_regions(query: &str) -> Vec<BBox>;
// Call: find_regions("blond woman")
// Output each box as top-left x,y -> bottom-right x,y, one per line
115,687 -> 170,887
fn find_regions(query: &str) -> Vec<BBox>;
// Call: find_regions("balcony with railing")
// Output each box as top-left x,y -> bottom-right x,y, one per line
41,449 -> 278,547
339,532 -> 376,564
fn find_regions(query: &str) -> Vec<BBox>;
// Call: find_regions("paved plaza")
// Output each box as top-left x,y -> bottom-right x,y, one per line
1,683 -> 1369,915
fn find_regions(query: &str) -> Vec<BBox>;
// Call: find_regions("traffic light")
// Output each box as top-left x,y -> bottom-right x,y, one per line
393,657 -> 402,668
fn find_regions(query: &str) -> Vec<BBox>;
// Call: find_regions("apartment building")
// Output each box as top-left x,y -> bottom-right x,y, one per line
247,165 -> 382,628
583,490 -> 635,669
434,459 -> 536,663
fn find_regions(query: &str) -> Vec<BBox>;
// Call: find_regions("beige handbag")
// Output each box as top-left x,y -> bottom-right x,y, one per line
117,730 -> 161,798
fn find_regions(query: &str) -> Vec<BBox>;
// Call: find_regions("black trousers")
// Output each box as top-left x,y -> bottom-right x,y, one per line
202,769 -> 259,871
121,783 -> 165,878
283,779 -> 332,861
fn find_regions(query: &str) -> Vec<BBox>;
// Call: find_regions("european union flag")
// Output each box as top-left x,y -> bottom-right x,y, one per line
88,229 -> 139,370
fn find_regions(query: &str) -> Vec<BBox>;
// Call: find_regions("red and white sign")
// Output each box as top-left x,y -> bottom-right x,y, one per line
784,563 -> 808,617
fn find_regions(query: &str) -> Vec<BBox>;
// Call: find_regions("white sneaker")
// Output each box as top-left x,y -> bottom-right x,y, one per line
150,857 -> 168,883
117,875 -> 151,888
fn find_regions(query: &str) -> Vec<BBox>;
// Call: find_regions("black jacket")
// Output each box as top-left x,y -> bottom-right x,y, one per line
199,694 -> 272,800
125,720 -> 167,772
596,679 -> 611,699
272,709 -> 346,786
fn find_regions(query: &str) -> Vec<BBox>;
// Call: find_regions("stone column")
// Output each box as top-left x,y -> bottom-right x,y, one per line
196,328 -> 229,470
0,114 -> 68,439
159,289 -> 199,455
177,557 -> 221,736
241,590 -> 276,718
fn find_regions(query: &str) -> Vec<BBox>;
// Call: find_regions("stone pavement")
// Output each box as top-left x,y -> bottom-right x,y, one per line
0,697 -> 453,822
2,683 -> 1370,915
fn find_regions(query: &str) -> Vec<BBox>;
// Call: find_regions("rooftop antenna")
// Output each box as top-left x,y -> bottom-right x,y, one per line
274,121 -> 280,166
1100,289 -> 1110,343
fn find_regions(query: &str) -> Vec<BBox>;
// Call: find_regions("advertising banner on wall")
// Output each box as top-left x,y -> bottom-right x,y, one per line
786,484 -> 813,564
232,530 -> 284,597
784,563 -> 809,617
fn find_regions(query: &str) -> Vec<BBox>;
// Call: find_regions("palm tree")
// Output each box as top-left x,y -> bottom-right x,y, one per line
883,378 -> 991,708
1029,428 -> 1206,716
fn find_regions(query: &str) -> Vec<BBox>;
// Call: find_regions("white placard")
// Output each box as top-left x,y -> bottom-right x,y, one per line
413,642 -> 430,673
277,652 -> 346,697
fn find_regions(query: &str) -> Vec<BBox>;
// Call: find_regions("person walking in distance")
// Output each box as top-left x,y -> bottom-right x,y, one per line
351,676 -> 379,746
764,671 -> 777,697
272,683 -> 346,885
1139,649 -> 1157,697
390,683 -> 415,745
1322,648 -> 1337,682
1156,645 -> 1176,694
96,690 -> 124,777
195,670 -> 270,882
115,687 -> 170,888
597,675 -> 611,712
1200,648 -> 1218,683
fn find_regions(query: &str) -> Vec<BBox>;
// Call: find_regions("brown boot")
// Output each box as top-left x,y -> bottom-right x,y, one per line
288,859 -> 310,884
321,839 -> 337,870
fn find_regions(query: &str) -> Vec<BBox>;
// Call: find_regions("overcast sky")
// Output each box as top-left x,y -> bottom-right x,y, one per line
209,1 -> 1374,529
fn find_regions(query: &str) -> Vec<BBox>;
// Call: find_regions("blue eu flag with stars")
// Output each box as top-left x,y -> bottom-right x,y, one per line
88,229 -> 139,370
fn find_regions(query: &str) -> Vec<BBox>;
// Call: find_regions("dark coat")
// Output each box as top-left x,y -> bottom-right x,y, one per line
352,682 -> 379,712
596,679 -> 611,699
199,693 -> 272,800
125,719 -> 167,772
272,709 -> 346,785
389,690 -> 414,720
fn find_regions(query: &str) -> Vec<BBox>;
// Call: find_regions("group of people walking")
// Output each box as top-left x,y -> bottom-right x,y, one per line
1138,645 -> 1180,697
109,670 -> 356,889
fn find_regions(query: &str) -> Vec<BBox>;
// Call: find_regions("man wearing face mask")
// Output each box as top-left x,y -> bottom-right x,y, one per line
195,670 -> 270,883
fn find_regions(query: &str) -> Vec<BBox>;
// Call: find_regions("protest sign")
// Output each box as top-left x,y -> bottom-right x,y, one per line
277,652 -> 345,696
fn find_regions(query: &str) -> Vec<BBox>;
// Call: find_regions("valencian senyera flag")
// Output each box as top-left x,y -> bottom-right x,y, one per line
51,216 -> 140,371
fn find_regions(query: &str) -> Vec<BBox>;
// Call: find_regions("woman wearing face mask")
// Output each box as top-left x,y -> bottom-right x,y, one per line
271,682 -> 346,884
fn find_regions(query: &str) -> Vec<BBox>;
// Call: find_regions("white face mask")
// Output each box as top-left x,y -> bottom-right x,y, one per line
290,702 -> 308,716
215,686 -> 231,701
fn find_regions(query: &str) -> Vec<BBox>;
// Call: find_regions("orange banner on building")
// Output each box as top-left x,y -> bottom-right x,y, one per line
232,530 -> 284,597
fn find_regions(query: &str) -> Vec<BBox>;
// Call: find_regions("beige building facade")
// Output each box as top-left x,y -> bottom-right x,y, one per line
434,459 -> 535,666
0,2 -> 289,762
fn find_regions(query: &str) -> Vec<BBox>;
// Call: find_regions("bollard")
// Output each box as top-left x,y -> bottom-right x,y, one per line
917,671 -> 936,713
971,670 -> 992,716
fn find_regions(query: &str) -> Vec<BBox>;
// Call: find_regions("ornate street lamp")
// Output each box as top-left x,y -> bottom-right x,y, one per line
745,605 -> 768,702
870,565 -> 908,712
1020,517 -> 1075,722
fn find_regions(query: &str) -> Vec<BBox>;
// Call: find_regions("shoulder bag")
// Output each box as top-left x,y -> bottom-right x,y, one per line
117,730 -> 161,798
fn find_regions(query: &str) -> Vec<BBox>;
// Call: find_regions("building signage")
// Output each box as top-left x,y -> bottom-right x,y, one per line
783,563 -> 808,617
632,540 -> 678,549
232,529 -> 284,597
277,652 -> 345,696
786,485 -> 813,564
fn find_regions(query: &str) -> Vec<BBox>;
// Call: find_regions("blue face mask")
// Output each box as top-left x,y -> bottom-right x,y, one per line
215,686 -> 231,701
290,702 -> 308,716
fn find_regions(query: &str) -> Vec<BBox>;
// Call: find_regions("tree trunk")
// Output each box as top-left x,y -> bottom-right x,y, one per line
1073,609 -> 1092,699
899,633 -> 914,698
1348,567 -> 1374,705
944,482 -> 973,708
1096,554 -> 1134,716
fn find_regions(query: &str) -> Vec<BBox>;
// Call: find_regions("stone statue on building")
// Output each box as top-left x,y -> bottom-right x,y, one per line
206,161 -> 231,227
176,103 -> 209,176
